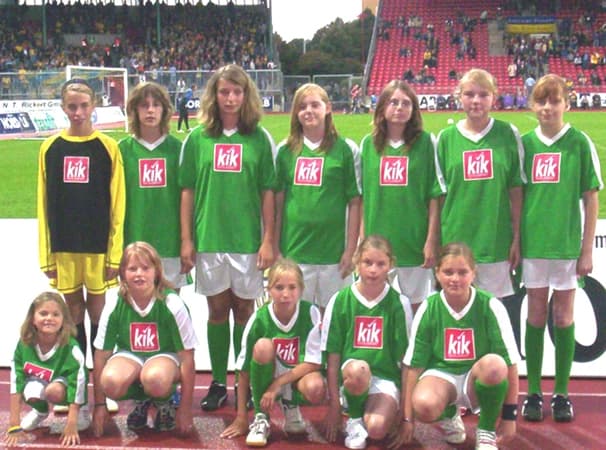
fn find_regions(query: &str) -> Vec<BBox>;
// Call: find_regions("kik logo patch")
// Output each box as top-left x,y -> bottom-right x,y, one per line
444,328 -> 475,360
139,158 -> 166,187
532,153 -> 560,183
63,156 -> 89,183
214,144 -> 242,172
23,362 -> 53,382
130,323 -> 159,352
353,316 -> 383,349
380,156 -> 408,186
273,337 -> 300,366
294,157 -> 324,186
463,149 -> 493,181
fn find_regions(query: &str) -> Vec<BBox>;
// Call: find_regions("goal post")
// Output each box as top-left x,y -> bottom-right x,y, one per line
65,65 -> 129,132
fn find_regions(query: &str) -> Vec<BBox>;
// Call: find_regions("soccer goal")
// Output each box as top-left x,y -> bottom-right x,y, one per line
65,65 -> 128,132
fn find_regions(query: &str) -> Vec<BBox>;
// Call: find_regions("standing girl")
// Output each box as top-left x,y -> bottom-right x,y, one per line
321,235 -> 411,450
221,258 -> 325,447
120,81 -> 189,290
434,68 -> 525,298
520,74 -> 602,423
6,292 -> 89,447
179,64 -> 276,411
92,242 -> 197,436
396,243 -> 520,450
37,79 -> 125,384
360,80 -> 439,309
275,83 -> 361,311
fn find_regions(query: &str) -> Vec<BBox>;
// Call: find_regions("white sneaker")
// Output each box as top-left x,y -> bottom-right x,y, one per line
439,412 -> 466,444
281,402 -> 306,434
344,417 -> 368,449
21,409 -> 49,431
53,404 -> 69,413
106,398 -> 119,413
246,412 -> 270,447
475,428 -> 497,450
77,405 -> 91,431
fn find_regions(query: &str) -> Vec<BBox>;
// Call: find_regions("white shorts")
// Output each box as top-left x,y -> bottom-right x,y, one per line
161,257 -> 189,289
300,263 -> 350,308
394,266 -> 435,304
420,368 -> 478,413
522,259 -> 577,290
110,350 -> 180,367
195,252 -> 263,299
475,261 -> 514,298
340,359 -> 400,405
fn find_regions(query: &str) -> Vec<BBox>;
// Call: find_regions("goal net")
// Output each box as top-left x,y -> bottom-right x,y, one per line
65,65 -> 128,132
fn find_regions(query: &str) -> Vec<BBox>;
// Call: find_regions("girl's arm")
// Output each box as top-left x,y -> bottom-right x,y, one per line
260,362 -> 321,412
221,371 -> 251,439
4,393 -> 24,446
175,349 -> 195,435
323,352 -> 342,442
508,186 -> 523,271
423,198 -> 440,268
388,365 -> 422,448
274,191 -> 284,259
257,189 -> 275,270
91,349 -> 112,437
340,196 -> 361,278
497,364 -> 519,445
180,188 -> 195,273
61,402 -> 82,446
577,189 -> 599,276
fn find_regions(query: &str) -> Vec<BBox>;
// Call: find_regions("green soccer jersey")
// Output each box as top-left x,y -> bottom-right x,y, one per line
360,131 -> 438,266
434,118 -> 525,263
521,124 -> 603,259
275,137 -> 361,264
178,126 -> 276,254
10,337 -> 88,405
404,287 -> 520,375
236,300 -> 322,372
321,283 -> 411,386
94,290 -> 198,358
120,134 -> 183,257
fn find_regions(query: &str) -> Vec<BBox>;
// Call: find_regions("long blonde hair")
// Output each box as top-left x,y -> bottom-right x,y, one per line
118,242 -> 174,302
21,292 -> 76,347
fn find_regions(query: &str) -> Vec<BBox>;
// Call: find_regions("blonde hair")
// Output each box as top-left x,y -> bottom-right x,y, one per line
198,64 -> 263,137
353,235 -> 396,268
529,73 -> 569,107
126,81 -> 173,137
20,292 -> 76,347
60,78 -> 96,105
372,80 -> 423,153
286,83 -> 338,154
267,258 -> 305,291
118,241 -> 174,301
455,68 -> 498,97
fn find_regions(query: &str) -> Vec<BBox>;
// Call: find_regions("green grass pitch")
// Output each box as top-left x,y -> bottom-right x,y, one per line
1,110 -> 605,218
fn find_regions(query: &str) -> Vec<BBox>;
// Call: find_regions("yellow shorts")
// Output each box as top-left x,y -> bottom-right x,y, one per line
50,253 -> 118,295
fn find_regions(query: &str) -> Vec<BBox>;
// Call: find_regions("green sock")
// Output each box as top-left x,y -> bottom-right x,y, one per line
29,400 -> 49,414
344,388 -> 368,419
524,321 -> 545,395
554,323 -> 575,396
207,321 -> 230,384
233,322 -> 245,363
475,379 -> 508,431
250,360 -> 274,415
438,403 -> 457,420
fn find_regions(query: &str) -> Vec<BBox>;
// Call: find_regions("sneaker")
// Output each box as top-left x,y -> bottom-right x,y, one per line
522,393 -> 544,422
170,386 -> 181,409
153,401 -> 176,432
551,395 -> 574,422
177,129 -> 184,133
200,380 -> 227,411
246,412 -> 270,447
127,399 -> 151,431
53,404 -> 69,414
475,428 -> 497,450
439,412 -> 466,444
106,398 -> 119,413
344,417 -> 368,449
21,409 -> 49,431
281,401 -> 306,434
76,405 -> 91,431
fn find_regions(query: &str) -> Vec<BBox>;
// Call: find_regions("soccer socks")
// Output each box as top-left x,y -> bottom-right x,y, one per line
76,322 -> 87,360
233,322 -> 245,363
207,321 -> 230,384
475,379 -> 508,431
525,321 -> 545,395
438,404 -> 458,420
344,388 -> 369,419
250,360 -> 274,414
554,323 -> 575,395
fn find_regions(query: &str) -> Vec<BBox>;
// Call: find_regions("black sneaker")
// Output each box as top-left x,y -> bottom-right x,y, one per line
127,399 -> 151,430
522,393 -> 544,422
154,401 -> 176,431
234,383 -> 254,411
551,395 -> 574,422
200,380 -> 228,411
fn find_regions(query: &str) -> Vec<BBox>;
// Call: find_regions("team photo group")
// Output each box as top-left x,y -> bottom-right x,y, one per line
5,62 -> 603,450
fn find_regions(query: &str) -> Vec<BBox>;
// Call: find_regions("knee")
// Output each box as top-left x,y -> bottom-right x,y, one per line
44,382 -> 66,404
100,368 -> 128,399
141,368 -> 173,398
252,338 -> 275,364
365,414 -> 390,440
475,354 -> 508,385
411,391 -> 443,422
300,377 -> 326,405
342,360 -> 371,396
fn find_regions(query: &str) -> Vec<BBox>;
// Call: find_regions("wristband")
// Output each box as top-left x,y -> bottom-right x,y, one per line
94,402 -> 108,408
502,403 -> 518,421
8,426 -> 23,434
